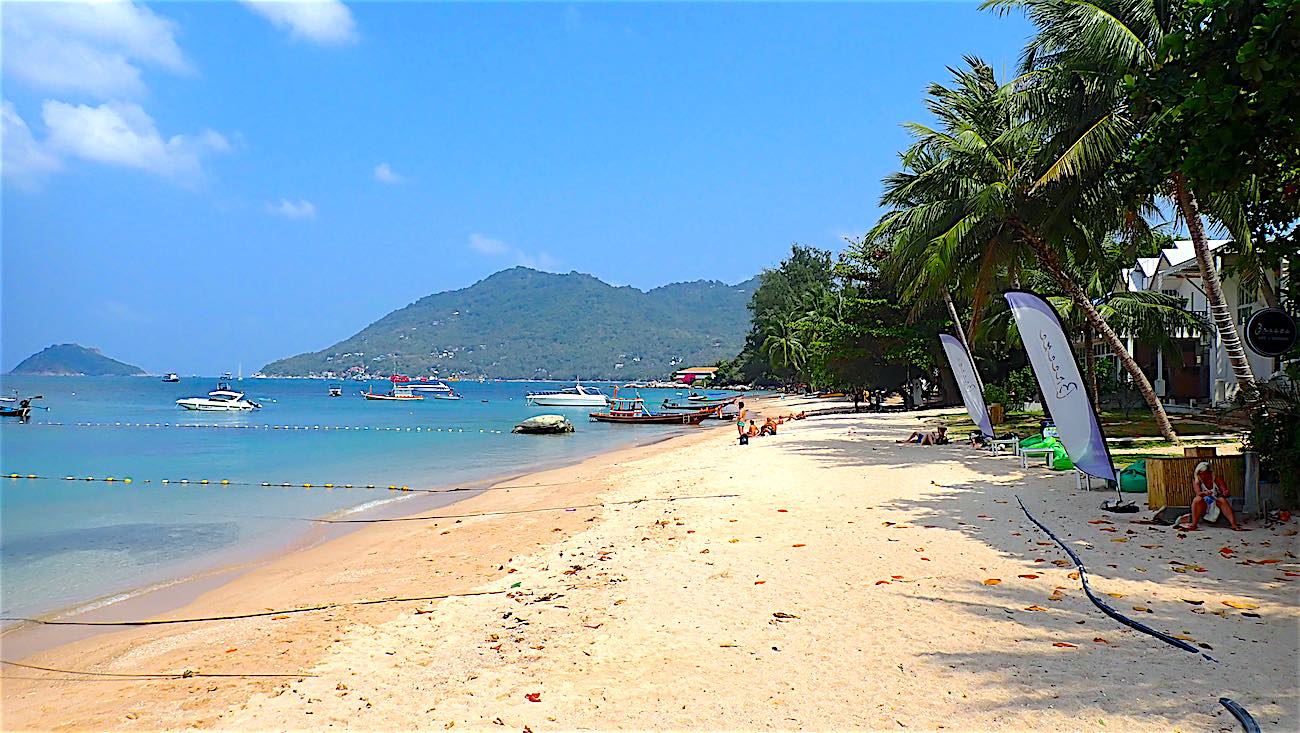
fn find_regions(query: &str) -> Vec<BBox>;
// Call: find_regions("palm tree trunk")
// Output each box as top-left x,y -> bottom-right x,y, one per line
1170,172 -> 1257,395
1084,326 -> 1099,406
1013,221 -> 1179,443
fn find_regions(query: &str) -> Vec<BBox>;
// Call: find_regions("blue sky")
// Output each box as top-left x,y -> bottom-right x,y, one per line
2,1 -> 1033,374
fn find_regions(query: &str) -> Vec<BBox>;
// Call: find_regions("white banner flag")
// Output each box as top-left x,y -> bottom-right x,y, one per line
939,334 -> 993,438
1004,291 -> 1116,482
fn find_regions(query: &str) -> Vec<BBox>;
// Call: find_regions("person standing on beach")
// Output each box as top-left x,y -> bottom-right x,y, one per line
735,401 -> 747,436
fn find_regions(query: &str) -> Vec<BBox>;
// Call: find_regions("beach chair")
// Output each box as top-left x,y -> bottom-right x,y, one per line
1019,446 -> 1055,469
989,435 -> 1019,455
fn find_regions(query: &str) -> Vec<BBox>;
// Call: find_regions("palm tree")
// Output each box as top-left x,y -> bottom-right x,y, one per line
984,0 -> 1258,393
761,317 -> 808,386
869,58 -> 1182,440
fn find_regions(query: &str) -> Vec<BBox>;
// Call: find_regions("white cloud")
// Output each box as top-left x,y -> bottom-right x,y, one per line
2,1 -> 189,99
468,233 -> 557,271
268,198 -> 317,219
373,162 -> 406,184
41,100 -> 229,180
2,101 -> 63,189
242,1 -> 358,46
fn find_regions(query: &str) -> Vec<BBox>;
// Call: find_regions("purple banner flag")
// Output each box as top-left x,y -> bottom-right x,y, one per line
939,334 -> 993,438
1004,290 -> 1117,482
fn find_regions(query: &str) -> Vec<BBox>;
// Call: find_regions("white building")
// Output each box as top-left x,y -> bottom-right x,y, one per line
1120,239 -> 1286,406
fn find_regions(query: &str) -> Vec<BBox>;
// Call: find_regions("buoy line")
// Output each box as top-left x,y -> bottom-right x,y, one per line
0,473 -> 596,495
25,421 -> 507,434
0,658 -> 314,681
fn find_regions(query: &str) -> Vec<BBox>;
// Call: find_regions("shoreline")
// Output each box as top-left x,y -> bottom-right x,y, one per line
0,416 -> 736,660
0,402 -> 778,729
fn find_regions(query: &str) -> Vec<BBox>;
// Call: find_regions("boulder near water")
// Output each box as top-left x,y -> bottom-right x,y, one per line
512,414 -> 575,434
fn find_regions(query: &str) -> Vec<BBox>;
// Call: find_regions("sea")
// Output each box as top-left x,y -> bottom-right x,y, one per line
0,376 -> 731,624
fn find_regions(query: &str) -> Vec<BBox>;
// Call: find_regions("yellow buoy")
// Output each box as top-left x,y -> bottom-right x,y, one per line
220,479 -> 230,485
303,483 -> 312,488
106,477 -> 115,482
200,479 -> 210,485
7,473 -> 18,479
324,483 -> 334,488
27,474 -> 37,479
123,478 -> 132,484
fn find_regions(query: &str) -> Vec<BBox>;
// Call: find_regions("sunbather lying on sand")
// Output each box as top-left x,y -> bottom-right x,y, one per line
897,426 -> 948,445
1179,461 -> 1245,531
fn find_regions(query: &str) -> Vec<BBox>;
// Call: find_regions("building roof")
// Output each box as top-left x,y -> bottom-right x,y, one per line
674,366 -> 719,375
1160,239 -> 1231,272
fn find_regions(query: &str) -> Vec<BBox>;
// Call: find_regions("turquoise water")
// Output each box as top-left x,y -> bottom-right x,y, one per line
0,376 -> 727,621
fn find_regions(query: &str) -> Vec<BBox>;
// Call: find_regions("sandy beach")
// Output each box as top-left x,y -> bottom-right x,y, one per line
3,401 -> 1297,731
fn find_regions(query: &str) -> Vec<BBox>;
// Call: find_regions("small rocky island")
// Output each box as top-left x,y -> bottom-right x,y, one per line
9,344 -> 146,376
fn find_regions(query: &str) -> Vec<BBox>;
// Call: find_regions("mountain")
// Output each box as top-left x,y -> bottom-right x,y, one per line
262,267 -> 760,380
10,344 -> 147,376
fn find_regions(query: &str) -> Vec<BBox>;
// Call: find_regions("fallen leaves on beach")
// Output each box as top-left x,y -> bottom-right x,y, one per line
1052,642 -> 1078,648
754,580 -> 766,585
1024,605 -> 1050,612
1052,559 -> 1073,567
728,539 -> 740,543
1018,574 -> 1040,579
719,642 -> 738,647
982,579 -> 1002,585
1047,593 -> 1064,601
892,575 -> 905,580
1133,606 -> 1152,613
1067,572 -> 1080,580
1092,637 -> 1111,644
777,509 -> 788,513
1105,592 -> 1124,598
270,614 -> 290,620
1110,538 -> 1129,543
1037,542 -> 1056,547
1172,634 -> 1195,641
224,647 -> 237,653
1099,527 -> 1118,533
1221,600 -> 1260,610
1087,519 -> 1113,525
791,544 -> 806,548
525,693 -> 541,703
1141,544 -> 1162,549
875,580 -> 891,585
1181,599 -> 1204,605
772,612 -> 800,620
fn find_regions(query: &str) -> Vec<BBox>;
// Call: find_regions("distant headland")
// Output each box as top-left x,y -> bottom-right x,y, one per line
8,344 -> 146,376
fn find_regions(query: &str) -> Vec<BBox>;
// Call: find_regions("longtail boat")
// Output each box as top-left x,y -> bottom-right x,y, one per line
589,394 -> 716,425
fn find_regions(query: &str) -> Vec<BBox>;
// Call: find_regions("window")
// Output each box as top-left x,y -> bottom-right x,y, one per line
1237,284 -> 1257,326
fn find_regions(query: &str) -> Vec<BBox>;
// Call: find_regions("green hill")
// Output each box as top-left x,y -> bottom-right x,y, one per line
261,267 -> 759,380
10,344 -> 146,376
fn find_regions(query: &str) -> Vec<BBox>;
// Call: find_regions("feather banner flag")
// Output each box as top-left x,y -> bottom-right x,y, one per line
1004,290 -> 1117,482
939,334 -> 993,439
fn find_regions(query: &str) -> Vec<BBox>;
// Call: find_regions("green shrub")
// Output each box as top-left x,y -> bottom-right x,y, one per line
1243,365 -> 1300,508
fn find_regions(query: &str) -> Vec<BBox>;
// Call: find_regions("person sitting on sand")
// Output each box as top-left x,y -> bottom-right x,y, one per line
897,426 -> 948,445
760,417 -> 777,436
746,420 -> 759,437
1180,462 -> 1244,531
794,411 -> 806,420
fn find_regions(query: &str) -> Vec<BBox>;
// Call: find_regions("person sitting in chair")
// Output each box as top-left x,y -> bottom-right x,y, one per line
1180,462 -> 1244,531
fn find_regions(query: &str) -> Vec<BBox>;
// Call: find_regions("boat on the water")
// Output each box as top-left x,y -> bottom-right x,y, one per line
432,391 -> 462,401
0,395 -> 41,421
589,394 -> 716,424
328,383 -> 343,397
686,391 -> 733,403
162,373 -> 180,383
176,378 -> 260,411
361,383 -> 424,401
407,378 -> 454,394
527,382 -> 608,407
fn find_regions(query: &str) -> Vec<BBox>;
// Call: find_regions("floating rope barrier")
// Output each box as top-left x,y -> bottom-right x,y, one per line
0,589 -> 507,627
0,659 -> 314,681
1015,496 -> 1261,732
0,473 -> 597,495
23,421 -> 508,434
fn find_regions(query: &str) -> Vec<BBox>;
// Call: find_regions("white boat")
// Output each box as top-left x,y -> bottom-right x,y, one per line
407,379 -> 454,394
526,382 -> 608,407
176,378 -> 261,411
162,372 -> 180,383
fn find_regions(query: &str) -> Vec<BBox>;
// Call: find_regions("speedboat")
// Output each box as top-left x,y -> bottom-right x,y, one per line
328,383 -> 343,397
432,390 -> 462,401
162,373 -> 180,383
526,382 -> 608,407
407,378 -> 454,394
176,379 -> 260,411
